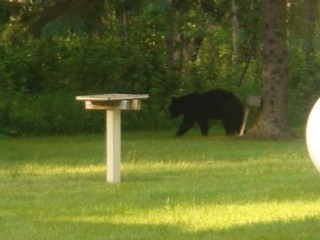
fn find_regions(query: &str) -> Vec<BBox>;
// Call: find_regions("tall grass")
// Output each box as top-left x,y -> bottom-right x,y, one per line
0,131 -> 320,240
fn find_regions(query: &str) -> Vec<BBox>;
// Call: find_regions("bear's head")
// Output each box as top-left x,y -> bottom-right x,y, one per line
167,97 -> 184,118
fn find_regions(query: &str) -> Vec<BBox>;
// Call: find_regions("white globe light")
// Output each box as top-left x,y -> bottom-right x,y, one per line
306,98 -> 320,172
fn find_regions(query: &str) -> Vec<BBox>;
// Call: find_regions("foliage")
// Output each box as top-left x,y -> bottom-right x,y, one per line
1,133 -> 320,239
0,0 -> 319,134
288,45 -> 318,125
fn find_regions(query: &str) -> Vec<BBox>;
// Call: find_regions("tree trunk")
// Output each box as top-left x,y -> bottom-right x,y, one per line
247,0 -> 293,139
304,0 -> 319,63
231,0 -> 240,61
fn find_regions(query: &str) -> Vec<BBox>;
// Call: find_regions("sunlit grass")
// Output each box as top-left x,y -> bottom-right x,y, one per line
103,200 -> 320,230
1,131 -> 320,239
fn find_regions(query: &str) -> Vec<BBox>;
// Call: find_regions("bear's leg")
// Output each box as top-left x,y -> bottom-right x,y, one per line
222,119 -> 237,135
197,119 -> 209,136
176,117 -> 195,136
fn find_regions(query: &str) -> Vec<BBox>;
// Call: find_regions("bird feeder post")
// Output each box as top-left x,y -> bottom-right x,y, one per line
76,94 -> 149,183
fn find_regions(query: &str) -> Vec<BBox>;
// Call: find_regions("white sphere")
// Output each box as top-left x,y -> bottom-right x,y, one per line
306,98 -> 320,172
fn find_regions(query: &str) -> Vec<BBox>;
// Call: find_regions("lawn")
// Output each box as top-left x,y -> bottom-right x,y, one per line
0,130 -> 320,240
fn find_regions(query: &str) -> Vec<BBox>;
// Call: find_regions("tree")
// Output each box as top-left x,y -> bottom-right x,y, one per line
231,0 -> 240,61
303,0 -> 319,63
247,0 -> 293,139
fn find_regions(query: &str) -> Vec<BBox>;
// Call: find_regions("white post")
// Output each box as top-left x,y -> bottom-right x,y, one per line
106,109 -> 121,183
239,106 -> 250,136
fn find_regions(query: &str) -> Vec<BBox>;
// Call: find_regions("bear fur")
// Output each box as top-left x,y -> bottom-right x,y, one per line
167,89 -> 244,136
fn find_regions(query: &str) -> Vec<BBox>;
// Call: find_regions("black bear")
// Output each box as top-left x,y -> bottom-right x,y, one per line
167,89 -> 244,136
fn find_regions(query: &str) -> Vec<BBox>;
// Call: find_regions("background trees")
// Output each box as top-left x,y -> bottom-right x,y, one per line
0,0 -> 319,136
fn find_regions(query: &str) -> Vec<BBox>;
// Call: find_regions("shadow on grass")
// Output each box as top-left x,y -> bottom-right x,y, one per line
121,164 -> 320,205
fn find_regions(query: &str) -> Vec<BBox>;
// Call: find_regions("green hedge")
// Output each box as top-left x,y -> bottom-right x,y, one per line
0,34 -> 318,135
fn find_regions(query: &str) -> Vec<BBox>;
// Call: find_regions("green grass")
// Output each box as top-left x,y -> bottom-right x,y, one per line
1,130 -> 320,240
